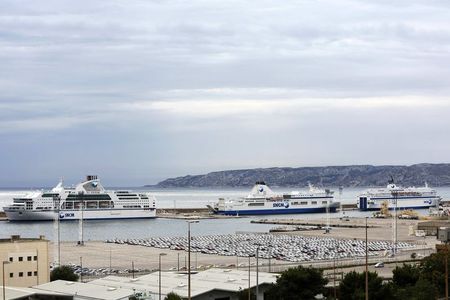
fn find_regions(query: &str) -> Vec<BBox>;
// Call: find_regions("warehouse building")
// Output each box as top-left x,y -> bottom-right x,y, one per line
35,268 -> 278,300
0,235 -> 50,288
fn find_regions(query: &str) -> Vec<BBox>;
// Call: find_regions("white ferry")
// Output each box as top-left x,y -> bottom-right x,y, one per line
357,179 -> 441,211
3,175 -> 156,221
210,181 -> 340,215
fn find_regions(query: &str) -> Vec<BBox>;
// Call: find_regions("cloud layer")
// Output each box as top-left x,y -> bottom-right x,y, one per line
1,0 -> 450,186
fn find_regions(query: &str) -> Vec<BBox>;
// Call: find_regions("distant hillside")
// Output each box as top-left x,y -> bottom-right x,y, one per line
155,163 -> 450,188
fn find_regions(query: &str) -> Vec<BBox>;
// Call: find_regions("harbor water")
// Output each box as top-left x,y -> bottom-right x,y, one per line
1,186 -> 449,242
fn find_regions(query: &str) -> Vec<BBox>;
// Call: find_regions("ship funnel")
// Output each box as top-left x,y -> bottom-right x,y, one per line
86,175 -> 98,181
249,181 -> 274,197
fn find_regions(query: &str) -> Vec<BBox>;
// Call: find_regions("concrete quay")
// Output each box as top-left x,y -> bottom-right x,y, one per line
48,216 -> 439,282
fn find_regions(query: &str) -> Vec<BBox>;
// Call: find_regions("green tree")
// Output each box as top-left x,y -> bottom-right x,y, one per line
392,263 -> 420,287
339,271 -> 392,300
50,265 -> 79,282
418,252 -> 449,297
164,292 -> 182,300
411,277 -> 438,300
265,266 -> 328,300
237,288 -> 256,300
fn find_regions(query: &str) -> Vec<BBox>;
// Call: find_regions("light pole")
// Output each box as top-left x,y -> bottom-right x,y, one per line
187,220 -> 199,300
2,261 -> 10,300
248,256 -> 251,300
109,247 -> 112,275
390,190 -> 398,256
53,195 -> 61,266
365,217 -> 368,300
333,239 -> 339,300
80,257 -> 83,283
77,192 -> 84,246
159,253 -> 167,300
256,247 -> 260,300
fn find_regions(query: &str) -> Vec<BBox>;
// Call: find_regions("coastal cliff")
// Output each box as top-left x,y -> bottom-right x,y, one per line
155,163 -> 450,188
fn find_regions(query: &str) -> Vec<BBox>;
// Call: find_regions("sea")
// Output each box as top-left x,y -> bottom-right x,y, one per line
1,186 -> 449,242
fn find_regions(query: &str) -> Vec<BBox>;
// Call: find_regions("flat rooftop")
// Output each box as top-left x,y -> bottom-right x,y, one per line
0,285 -> 69,300
0,235 -> 48,243
36,280 -> 134,300
90,268 -> 278,298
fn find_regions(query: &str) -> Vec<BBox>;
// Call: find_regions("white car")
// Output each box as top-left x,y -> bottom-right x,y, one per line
374,262 -> 384,268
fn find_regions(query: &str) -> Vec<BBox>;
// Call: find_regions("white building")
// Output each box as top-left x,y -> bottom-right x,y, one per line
34,268 -> 278,300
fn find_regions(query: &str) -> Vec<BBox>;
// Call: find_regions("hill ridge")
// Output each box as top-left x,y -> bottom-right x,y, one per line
155,163 -> 450,187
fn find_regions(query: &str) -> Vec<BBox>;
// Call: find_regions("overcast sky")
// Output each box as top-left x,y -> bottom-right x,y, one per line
1,0 -> 450,187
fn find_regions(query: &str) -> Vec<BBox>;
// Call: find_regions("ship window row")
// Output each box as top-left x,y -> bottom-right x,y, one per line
290,201 -> 327,205
42,193 -> 60,198
116,199 -> 148,202
123,205 -> 142,208
10,271 -> 38,278
62,201 -> 114,209
66,195 -> 112,200
9,256 -> 37,262
248,203 -> 265,206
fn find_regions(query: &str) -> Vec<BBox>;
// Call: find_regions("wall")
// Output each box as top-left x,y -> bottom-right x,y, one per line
0,236 -> 50,287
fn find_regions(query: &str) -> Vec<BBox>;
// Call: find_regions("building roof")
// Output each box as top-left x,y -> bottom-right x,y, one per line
90,268 -> 278,298
418,220 -> 450,226
0,285 -> 68,300
35,280 -> 134,300
0,235 -> 48,244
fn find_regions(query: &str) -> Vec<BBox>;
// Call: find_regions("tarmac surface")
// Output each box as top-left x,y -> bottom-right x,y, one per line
50,216 -> 440,280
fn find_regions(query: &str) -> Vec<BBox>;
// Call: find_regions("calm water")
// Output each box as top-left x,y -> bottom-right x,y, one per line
1,186 -> 449,242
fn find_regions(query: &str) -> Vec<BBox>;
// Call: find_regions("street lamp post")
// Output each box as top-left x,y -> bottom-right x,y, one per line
256,247 -> 259,300
248,256 -> 251,300
80,257 -> 83,283
77,192 -> 84,246
159,253 -> 167,300
187,220 -> 199,300
2,261 -> 10,300
365,217 -> 368,300
53,195 -> 61,266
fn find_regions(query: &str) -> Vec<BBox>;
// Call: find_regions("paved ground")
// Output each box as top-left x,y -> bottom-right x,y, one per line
50,217 -> 438,278
53,241 -> 278,272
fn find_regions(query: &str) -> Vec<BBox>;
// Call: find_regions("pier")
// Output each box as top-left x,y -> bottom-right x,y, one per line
251,218 -> 379,228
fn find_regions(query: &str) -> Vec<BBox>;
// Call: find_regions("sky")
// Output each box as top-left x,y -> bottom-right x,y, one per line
1,0 -> 450,187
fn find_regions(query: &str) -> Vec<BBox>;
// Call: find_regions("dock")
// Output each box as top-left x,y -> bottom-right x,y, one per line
156,208 -> 236,219
251,218 -> 379,228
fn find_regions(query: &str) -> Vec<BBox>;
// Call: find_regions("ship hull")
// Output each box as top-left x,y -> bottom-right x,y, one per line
357,197 -> 440,211
4,208 -> 156,221
214,204 -> 339,216
360,206 -> 433,211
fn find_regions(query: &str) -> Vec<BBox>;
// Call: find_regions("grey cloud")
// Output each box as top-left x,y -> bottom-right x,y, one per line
1,0 -> 450,185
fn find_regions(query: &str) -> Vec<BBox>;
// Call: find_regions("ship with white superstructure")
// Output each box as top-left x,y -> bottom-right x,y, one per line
357,178 -> 441,211
210,181 -> 340,215
3,175 -> 156,221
